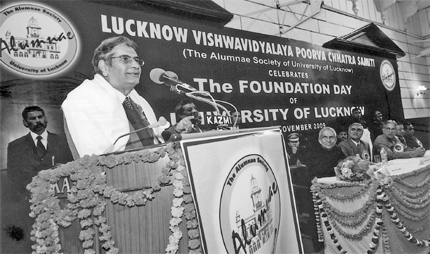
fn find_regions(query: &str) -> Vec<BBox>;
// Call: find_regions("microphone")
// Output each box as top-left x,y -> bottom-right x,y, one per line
150,68 -> 197,94
104,116 -> 169,153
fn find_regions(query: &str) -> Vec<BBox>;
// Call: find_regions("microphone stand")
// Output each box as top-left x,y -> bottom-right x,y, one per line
104,117 -> 168,154
184,91 -> 221,115
157,72 -> 235,126
160,75 -> 229,116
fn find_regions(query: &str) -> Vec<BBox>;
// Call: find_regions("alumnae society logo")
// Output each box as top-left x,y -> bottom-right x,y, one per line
220,154 -> 280,254
0,3 -> 79,77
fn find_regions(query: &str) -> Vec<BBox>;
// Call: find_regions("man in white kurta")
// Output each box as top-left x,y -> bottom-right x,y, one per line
62,36 -> 166,157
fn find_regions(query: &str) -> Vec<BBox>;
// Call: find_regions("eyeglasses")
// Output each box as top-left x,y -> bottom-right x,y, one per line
107,55 -> 144,66
321,136 -> 336,142
350,128 -> 363,132
384,127 -> 396,132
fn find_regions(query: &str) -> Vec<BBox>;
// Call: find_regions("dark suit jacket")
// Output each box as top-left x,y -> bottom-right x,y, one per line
306,145 -> 346,178
405,135 -> 424,149
338,138 -> 371,160
7,132 -> 74,197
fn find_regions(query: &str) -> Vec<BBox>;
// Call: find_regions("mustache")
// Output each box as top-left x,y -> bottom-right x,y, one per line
34,123 -> 47,129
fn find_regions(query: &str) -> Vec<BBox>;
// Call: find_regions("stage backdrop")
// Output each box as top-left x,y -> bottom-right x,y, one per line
0,0 -> 403,169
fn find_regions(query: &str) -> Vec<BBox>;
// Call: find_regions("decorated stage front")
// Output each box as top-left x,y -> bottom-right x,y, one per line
28,127 -> 303,254
312,155 -> 430,254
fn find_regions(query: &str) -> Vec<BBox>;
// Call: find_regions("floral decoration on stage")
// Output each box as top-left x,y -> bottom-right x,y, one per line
312,162 -> 430,254
27,142 -> 201,254
333,156 -> 392,184
334,156 -> 373,182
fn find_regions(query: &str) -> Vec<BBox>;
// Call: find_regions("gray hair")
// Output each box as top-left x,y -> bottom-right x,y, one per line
92,36 -> 138,75
318,126 -> 336,140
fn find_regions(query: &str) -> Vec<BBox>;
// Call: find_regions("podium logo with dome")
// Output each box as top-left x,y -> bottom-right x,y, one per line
219,154 -> 281,254
0,3 -> 79,77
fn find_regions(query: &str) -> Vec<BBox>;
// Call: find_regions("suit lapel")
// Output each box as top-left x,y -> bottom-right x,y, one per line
24,133 -> 39,156
348,139 -> 360,154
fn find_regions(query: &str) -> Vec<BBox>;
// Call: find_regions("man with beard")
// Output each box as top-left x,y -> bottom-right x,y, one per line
6,106 -> 73,252
336,128 -> 348,144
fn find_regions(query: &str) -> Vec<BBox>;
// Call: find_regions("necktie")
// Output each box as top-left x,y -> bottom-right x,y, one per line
123,97 -> 154,146
36,136 -> 46,158
356,142 -> 362,156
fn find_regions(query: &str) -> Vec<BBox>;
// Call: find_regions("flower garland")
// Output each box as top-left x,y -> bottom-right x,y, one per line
320,189 -> 377,228
314,182 -> 430,254
166,148 -> 186,254
391,166 -> 430,188
27,143 -> 200,254
379,188 -> 430,248
385,188 -> 430,223
311,179 -> 373,202
313,187 -> 384,254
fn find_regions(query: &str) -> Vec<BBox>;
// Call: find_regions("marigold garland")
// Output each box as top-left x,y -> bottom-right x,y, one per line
391,167 -> 430,188
27,143 -> 201,254
313,176 -> 430,254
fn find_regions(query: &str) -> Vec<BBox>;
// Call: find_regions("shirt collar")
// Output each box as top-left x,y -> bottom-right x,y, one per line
350,138 -> 360,146
94,74 -> 130,103
30,130 -> 48,142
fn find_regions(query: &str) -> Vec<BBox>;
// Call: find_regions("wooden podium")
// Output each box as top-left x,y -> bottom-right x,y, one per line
28,127 -> 303,254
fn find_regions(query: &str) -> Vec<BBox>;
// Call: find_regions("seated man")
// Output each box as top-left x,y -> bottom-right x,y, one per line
307,127 -> 346,178
373,120 -> 425,160
396,122 -> 407,146
338,123 -> 371,160
301,126 -> 345,252
403,122 -> 425,149
286,133 -> 306,166
162,99 -> 210,141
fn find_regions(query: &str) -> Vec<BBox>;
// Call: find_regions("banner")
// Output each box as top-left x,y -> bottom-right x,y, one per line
180,128 -> 302,253
1,1 -> 403,165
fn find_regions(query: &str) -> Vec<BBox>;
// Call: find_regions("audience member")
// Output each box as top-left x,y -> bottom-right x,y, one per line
162,99 -> 209,141
394,122 -> 417,153
303,127 -> 346,252
338,123 -> 371,160
230,111 -> 241,129
286,133 -> 306,166
6,106 -> 74,252
346,108 -> 367,128
373,120 -> 425,160
62,36 -> 167,157
307,127 -> 346,178
396,123 -> 407,146
369,110 -> 384,142
403,122 -> 425,149
337,128 -> 348,144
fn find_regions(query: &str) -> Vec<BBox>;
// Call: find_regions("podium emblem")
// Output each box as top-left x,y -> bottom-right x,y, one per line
219,154 -> 281,254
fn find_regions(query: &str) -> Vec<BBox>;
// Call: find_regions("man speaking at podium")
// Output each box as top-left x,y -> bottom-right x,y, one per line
62,36 -> 167,157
